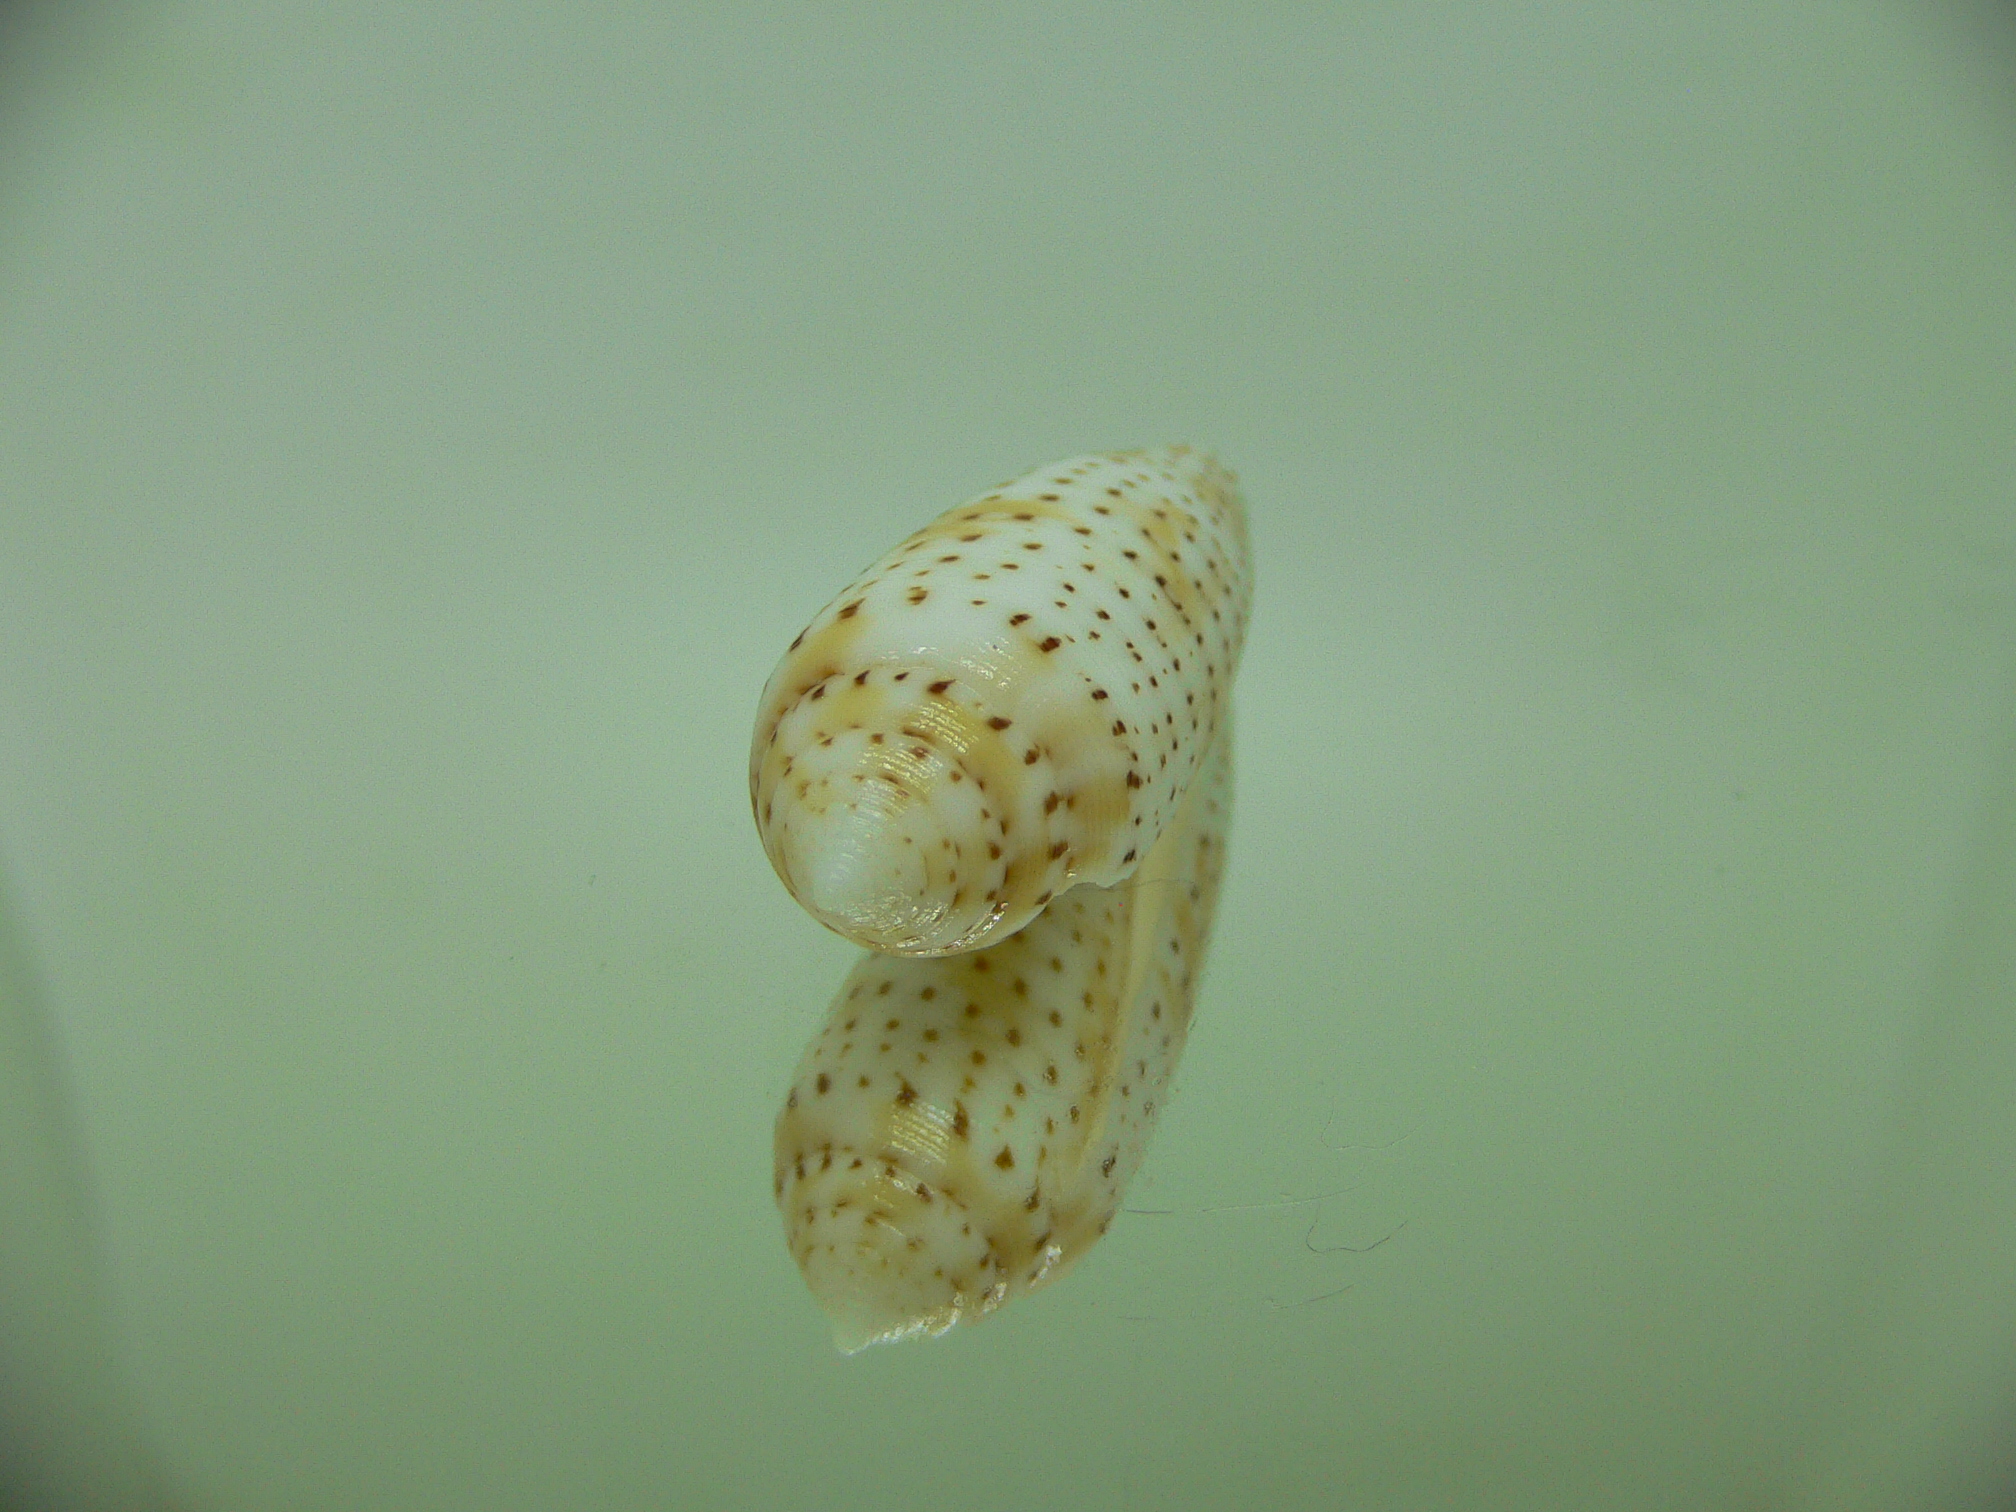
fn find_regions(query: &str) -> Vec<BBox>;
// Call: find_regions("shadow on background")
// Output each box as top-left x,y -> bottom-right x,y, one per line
1777,655 -> 2016,1510
0,860 -> 180,1511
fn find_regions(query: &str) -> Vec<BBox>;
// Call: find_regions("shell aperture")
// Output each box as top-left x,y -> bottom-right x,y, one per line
753,448 -> 1252,1350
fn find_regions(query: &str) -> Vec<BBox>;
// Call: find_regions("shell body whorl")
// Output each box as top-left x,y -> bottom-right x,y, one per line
751,448 -> 1251,957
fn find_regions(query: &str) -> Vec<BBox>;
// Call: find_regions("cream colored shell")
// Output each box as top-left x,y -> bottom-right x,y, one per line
754,447 -> 1252,1351
750,447 -> 1250,958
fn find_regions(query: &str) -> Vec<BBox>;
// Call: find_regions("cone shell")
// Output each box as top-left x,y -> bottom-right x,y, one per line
750,448 -> 1251,957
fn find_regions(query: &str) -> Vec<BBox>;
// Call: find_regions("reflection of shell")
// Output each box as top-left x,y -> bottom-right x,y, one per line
756,449 -> 1252,1351
750,447 -> 1251,958
775,721 -> 1232,1351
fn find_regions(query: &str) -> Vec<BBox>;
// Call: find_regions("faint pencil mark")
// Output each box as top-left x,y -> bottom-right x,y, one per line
1261,1284 -> 1352,1311
1318,1111 -> 1416,1155
1200,1181 -> 1362,1216
1305,1216 -> 1406,1256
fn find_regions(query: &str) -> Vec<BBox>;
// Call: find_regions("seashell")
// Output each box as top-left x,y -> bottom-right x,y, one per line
754,448 -> 1252,1350
750,447 -> 1251,957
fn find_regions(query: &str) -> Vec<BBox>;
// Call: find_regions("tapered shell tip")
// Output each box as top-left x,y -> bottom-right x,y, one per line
790,797 -> 949,951
790,1171 -> 992,1352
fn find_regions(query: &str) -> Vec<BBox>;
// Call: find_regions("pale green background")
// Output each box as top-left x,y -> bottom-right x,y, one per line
2,3 -> 2015,1509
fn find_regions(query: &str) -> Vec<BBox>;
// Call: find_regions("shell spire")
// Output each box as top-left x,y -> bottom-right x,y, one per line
751,447 -> 1251,958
